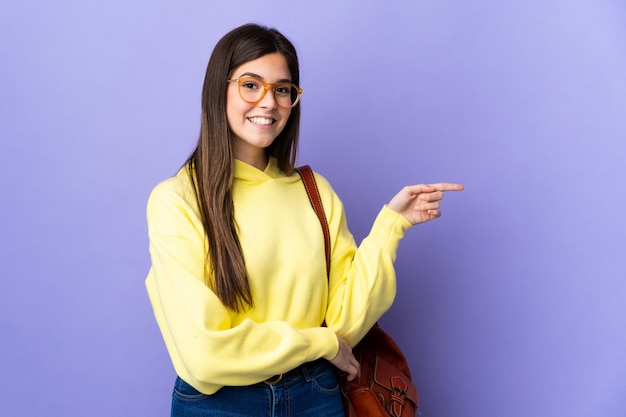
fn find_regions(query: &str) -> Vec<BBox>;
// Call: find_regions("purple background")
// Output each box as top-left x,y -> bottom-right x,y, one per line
2,1 -> 625,416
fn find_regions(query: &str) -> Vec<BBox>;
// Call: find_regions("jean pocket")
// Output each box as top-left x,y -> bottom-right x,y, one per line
172,377 -> 210,401
310,363 -> 340,394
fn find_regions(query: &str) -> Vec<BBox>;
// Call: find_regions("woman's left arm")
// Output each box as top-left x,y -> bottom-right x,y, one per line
321,177 -> 463,346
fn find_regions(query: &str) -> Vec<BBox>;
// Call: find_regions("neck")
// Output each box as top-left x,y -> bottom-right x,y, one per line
233,151 -> 268,171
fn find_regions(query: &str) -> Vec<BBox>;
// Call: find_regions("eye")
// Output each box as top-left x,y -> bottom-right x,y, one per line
241,78 -> 262,90
275,84 -> 292,96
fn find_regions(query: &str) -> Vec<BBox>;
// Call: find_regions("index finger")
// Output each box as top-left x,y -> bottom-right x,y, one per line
428,183 -> 464,192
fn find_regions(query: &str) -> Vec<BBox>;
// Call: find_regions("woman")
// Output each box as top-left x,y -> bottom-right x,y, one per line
146,23 -> 462,417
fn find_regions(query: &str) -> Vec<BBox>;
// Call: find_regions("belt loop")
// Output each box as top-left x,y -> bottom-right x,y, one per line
264,374 -> 283,385
301,362 -> 312,382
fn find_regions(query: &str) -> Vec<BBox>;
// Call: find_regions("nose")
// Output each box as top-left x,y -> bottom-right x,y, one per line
257,87 -> 278,109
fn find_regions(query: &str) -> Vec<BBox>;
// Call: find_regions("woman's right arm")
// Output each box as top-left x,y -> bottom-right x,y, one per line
145,179 -> 339,394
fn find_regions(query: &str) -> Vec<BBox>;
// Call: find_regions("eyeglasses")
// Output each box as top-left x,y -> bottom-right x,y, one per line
227,76 -> 303,109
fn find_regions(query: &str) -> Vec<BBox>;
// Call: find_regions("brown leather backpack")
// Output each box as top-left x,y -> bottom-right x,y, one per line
297,165 -> 419,417
342,324 -> 418,417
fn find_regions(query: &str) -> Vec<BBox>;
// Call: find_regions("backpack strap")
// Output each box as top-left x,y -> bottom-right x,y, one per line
295,165 -> 331,277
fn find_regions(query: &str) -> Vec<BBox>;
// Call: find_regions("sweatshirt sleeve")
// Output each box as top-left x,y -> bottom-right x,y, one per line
145,178 -> 338,394
315,174 -> 413,347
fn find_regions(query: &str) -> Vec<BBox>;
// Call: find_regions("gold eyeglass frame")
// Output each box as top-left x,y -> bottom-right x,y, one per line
227,76 -> 303,109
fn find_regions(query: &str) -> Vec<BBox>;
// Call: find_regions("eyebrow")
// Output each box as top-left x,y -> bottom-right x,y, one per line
238,72 -> 292,83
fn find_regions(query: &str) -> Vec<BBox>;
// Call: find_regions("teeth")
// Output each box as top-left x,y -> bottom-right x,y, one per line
248,117 -> 274,125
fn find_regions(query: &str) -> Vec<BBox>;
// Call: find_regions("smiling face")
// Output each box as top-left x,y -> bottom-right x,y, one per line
226,52 -> 293,169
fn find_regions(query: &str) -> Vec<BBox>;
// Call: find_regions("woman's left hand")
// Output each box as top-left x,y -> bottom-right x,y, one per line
387,183 -> 464,225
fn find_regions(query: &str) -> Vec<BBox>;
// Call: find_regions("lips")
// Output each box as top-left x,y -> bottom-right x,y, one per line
247,116 -> 275,126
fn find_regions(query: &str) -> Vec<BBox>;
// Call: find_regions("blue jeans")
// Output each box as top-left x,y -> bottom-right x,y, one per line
171,359 -> 345,417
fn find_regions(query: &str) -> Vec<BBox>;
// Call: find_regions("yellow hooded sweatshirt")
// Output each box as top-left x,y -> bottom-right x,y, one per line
145,157 -> 412,394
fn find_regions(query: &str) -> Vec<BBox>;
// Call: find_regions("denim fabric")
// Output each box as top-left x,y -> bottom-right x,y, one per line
171,359 -> 345,417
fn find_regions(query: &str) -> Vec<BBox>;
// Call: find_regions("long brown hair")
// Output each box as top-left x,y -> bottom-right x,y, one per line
186,24 -> 301,312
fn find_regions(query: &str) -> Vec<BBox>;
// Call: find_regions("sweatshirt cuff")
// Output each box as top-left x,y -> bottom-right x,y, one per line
300,327 -> 339,361
378,205 -> 413,235
359,206 -> 411,264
